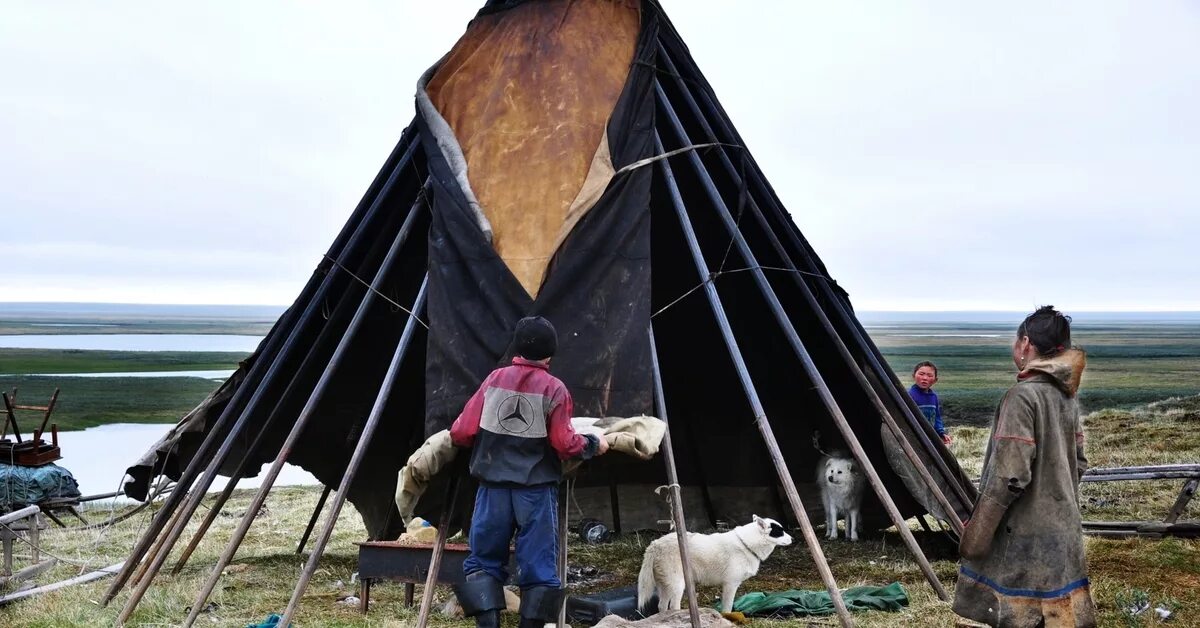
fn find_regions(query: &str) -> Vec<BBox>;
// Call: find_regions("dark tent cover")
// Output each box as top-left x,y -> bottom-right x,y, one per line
125,0 -> 975,543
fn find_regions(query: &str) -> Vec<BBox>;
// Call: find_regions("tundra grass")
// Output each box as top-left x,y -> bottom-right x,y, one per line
2,397 -> 1197,627
0,375 -> 224,431
0,348 -> 247,375
869,321 -> 1200,425
0,349 -> 245,431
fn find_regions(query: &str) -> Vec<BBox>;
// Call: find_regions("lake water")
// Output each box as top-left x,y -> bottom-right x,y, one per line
0,334 -> 263,352
54,423 -> 319,498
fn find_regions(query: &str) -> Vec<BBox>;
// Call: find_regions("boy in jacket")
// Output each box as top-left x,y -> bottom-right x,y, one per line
450,316 -> 608,628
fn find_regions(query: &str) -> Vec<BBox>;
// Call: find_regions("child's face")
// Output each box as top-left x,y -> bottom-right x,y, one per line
914,366 -> 938,390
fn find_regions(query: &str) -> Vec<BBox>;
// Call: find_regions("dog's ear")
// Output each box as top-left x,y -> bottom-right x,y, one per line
752,514 -> 763,527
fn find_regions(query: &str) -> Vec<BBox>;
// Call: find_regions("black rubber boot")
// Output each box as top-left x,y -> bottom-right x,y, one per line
453,571 -> 505,628
519,586 -> 566,628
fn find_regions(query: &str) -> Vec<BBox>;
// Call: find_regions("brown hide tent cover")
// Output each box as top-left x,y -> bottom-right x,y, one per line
125,0 -> 976,544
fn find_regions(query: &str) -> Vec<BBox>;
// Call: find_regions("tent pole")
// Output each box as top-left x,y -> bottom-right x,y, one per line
296,485 -> 333,555
128,502 -> 187,587
415,475 -> 459,628
167,471 -> 248,575
654,101 -> 949,601
660,54 -> 976,508
103,130 -> 420,608
655,139 -> 855,628
168,190 -> 428,576
648,326 -> 701,628
115,149 -> 423,625
651,55 -> 966,533
556,483 -> 568,628
274,278 -> 430,628
175,211 -> 429,628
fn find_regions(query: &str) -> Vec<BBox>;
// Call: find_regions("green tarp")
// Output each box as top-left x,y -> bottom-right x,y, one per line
730,582 -> 909,617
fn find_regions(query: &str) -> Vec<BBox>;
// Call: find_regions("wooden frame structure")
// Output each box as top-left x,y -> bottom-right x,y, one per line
1081,464 -> 1200,539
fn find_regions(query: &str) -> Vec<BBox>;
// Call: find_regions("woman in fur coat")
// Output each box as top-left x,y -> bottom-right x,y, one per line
953,306 -> 1097,627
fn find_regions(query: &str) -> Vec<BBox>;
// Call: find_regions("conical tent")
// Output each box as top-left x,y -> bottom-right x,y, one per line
112,1 -> 977,625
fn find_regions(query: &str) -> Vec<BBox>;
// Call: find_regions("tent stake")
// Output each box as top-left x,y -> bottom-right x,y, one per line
274,279 -> 430,628
296,485 -> 333,555
103,130 -> 420,609
648,326 -> 701,628
652,58 -> 966,533
655,138 -> 855,628
672,64 -> 977,509
653,109 -> 948,601
415,476 -> 459,628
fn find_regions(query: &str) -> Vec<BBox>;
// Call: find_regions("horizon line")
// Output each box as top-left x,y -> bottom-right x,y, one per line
1,301 -> 1199,314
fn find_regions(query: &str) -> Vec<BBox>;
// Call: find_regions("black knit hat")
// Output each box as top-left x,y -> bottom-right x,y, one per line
513,316 -> 557,361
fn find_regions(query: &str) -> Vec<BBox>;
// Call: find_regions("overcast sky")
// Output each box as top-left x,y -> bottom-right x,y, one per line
3,1 -> 1197,310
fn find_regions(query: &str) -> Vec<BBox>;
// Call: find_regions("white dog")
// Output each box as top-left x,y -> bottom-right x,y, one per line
637,515 -> 792,614
818,454 -> 864,541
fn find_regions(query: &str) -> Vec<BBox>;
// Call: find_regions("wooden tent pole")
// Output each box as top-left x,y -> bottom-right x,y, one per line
556,484 -> 569,628
115,148 -> 422,624
175,209 -> 428,628
657,42 -> 977,508
654,108 -> 949,601
128,502 -> 187,588
656,139 -> 855,628
169,191 -> 428,576
103,129 -> 420,607
651,59 -> 965,534
648,326 -> 702,628
296,485 -> 333,554
275,279 -> 429,628
415,476 -> 459,628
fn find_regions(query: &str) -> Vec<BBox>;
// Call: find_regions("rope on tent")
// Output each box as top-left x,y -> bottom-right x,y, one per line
614,141 -> 741,176
320,254 -> 429,330
715,151 -> 750,274
652,484 -> 682,531
651,264 -> 835,320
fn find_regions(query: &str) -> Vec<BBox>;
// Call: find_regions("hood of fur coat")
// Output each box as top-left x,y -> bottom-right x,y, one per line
1019,348 -> 1086,397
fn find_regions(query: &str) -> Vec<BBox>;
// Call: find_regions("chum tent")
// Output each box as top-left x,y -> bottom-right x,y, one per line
110,1 -> 977,626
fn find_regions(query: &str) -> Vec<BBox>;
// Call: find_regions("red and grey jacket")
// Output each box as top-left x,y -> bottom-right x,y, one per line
449,357 -> 600,486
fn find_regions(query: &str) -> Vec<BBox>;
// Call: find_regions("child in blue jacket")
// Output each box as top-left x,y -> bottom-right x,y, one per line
909,361 -> 951,444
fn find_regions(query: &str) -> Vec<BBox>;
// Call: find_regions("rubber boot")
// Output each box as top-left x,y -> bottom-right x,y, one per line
453,571 -> 505,628
519,586 -> 566,628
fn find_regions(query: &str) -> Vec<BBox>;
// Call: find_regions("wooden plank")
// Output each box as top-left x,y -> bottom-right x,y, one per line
1165,479 -> 1198,524
1082,472 -> 1200,482
0,506 -> 40,526
1087,464 -> 1200,475
0,558 -> 57,587
0,561 -> 125,606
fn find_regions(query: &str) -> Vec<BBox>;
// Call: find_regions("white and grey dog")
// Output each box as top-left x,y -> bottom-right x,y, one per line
637,515 -> 792,614
818,453 -> 865,541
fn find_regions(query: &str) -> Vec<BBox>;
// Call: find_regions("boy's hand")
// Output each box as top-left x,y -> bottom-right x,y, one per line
942,434 -> 953,445
596,436 -> 610,456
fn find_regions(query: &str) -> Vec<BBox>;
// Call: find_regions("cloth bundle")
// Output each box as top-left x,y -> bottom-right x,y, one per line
394,415 -> 665,526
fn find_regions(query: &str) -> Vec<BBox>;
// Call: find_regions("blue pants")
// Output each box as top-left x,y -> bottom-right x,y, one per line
463,484 -> 560,589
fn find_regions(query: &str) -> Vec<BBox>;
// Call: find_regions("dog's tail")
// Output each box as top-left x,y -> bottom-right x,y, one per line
636,543 -> 656,613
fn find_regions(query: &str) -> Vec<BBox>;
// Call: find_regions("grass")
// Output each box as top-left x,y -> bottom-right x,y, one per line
2,396 -> 1197,627
0,349 -> 246,431
0,348 -> 246,374
869,321 -> 1200,425
0,375 -> 225,431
